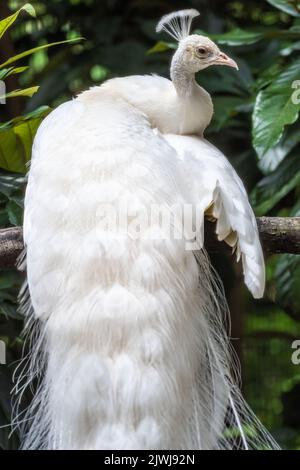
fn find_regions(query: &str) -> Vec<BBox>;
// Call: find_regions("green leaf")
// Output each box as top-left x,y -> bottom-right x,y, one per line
0,209 -> 9,227
211,96 -> 248,130
0,105 -> 50,131
0,66 -> 28,80
0,108 -> 49,173
0,86 -> 39,101
0,67 -> 14,80
0,37 -> 83,69
147,41 -> 176,54
251,150 -> 300,215
252,59 -> 300,159
6,200 -> 23,226
205,27 -> 300,47
0,301 -> 22,320
256,63 -> 283,90
0,271 -> 21,290
0,173 -> 25,198
266,0 -> 300,17
0,66 -> 29,80
258,128 -> 300,174
8,66 -> 29,75
209,28 -> 264,46
280,40 -> 300,56
0,3 -> 36,39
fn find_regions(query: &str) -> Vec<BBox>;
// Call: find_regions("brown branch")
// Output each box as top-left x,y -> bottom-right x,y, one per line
205,216 -> 300,255
257,216 -> 300,255
0,227 -> 23,269
0,217 -> 299,270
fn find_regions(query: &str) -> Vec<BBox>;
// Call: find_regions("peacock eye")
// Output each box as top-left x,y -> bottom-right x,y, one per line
197,47 -> 207,56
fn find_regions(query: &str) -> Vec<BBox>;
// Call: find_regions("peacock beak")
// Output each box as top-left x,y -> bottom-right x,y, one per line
214,52 -> 239,70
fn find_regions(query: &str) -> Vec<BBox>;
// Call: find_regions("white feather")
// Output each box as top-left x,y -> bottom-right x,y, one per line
156,9 -> 200,41
164,134 -> 265,299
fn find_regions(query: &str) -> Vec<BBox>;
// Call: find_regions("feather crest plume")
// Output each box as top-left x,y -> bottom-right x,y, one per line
156,9 -> 200,42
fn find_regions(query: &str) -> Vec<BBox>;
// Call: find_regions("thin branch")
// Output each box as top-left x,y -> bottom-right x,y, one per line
0,226 -> 23,270
0,217 -> 299,270
257,216 -> 300,255
205,217 -> 300,255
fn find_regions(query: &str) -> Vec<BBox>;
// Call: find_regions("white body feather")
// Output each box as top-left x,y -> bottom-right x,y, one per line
17,16 -> 277,448
22,91 -> 219,449
99,75 -> 213,135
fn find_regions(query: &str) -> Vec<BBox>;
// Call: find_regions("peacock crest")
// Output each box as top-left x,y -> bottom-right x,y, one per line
156,9 -> 200,42
156,8 -> 200,42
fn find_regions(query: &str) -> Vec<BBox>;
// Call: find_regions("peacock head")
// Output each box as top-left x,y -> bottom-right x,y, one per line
156,9 -> 238,73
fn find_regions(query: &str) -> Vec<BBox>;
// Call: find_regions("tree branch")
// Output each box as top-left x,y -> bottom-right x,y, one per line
0,227 -> 23,270
0,217 -> 299,270
205,217 -> 300,255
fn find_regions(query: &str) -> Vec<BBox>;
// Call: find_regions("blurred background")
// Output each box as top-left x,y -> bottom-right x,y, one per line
0,0 -> 299,450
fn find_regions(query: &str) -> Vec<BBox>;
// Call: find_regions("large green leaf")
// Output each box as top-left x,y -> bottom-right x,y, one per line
0,86 -> 39,101
0,38 -> 82,69
266,0 -> 300,17
0,108 -> 50,173
0,173 -> 25,198
252,59 -> 300,159
209,29 -> 264,46
0,3 -> 35,40
251,150 -> 300,215
0,106 -> 50,131
206,27 -> 300,46
258,128 -> 300,174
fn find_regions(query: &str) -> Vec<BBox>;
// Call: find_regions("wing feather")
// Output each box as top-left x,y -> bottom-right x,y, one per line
164,134 -> 265,299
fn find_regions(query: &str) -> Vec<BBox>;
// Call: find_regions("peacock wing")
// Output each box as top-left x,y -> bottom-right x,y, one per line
164,134 -> 265,299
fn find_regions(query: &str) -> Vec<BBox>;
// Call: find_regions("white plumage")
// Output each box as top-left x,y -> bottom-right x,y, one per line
15,10 -> 278,449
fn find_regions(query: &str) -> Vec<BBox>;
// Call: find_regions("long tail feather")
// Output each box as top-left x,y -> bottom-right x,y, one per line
13,248 -> 279,450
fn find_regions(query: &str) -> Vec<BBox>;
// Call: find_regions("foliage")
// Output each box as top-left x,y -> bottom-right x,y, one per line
0,0 -> 299,449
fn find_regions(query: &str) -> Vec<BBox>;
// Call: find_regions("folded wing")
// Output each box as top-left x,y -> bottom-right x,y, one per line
164,134 -> 265,299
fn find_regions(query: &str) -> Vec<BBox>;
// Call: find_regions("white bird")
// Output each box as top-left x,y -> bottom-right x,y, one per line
15,9 -> 279,450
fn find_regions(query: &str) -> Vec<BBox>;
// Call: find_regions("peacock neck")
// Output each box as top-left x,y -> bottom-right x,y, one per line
170,53 -> 196,98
